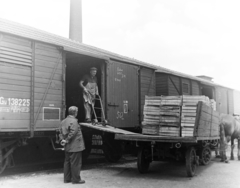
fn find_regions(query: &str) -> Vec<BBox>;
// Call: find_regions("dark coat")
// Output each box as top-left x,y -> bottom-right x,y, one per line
59,116 -> 85,152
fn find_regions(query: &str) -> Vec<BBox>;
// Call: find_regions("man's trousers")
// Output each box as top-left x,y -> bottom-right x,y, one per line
64,151 -> 82,182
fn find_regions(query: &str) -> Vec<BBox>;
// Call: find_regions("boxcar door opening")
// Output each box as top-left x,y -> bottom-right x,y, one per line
65,52 -> 106,160
65,52 -> 106,123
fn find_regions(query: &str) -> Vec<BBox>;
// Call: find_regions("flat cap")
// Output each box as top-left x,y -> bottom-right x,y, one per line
90,67 -> 97,71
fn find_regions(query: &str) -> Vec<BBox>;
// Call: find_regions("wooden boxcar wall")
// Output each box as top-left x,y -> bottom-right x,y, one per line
215,87 -> 229,114
155,73 -> 201,96
156,73 -> 168,96
0,33 -> 64,133
233,90 -> 240,115
33,42 -> 63,131
140,68 -> 156,121
0,33 -> 32,132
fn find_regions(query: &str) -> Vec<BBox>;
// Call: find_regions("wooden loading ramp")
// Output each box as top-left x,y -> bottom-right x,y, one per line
79,123 -> 139,135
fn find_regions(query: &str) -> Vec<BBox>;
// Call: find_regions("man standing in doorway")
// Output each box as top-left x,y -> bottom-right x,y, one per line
59,106 -> 85,184
80,67 -> 99,122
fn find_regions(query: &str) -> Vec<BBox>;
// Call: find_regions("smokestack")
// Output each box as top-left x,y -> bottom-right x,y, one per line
69,0 -> 82,43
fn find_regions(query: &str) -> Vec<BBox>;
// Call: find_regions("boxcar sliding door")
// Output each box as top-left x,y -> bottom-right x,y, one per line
33,42 -> 64,132
107,60 -> 139,129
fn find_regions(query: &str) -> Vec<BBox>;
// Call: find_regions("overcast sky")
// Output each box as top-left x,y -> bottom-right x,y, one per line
0,0 -> 239,91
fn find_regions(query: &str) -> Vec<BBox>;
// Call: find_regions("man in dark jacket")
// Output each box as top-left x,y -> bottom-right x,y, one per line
59,106 -> 85,184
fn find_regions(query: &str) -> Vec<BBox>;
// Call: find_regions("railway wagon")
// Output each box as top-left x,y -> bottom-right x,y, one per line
0,18 -> 157,173
154,69 -> 240,116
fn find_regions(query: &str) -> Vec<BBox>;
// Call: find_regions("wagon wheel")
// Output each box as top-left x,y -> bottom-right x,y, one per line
199,146 -> 212,165
137,147 -> 151,174
102,134 -> 123,162
185,147 -> 198,177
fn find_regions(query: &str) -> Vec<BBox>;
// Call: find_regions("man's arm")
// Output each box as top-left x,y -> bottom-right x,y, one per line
79,77 -> 88,93
65,121 -> 79,143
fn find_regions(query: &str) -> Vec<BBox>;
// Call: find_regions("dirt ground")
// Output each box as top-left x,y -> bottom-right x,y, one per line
0,152 -> 240,188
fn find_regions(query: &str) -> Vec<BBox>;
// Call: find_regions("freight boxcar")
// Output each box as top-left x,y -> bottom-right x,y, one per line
0,18 -> 157,173
155,69 -> 240,116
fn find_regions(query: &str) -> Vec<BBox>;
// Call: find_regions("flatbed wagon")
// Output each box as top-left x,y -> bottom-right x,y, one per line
81,100 -> 220,177
115,133 -> 219,177
114,99 -> 220,177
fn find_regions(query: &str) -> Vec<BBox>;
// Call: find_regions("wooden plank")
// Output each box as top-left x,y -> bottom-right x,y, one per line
80,123 -> 140,135
199,111 -> 212,121
34,71 -> 62,80
34,76 -> 62,84
181,112 -> 197,116
181,123 -> 195,127
182,106 -> 197,110
142,121 -> 159,126
197,128 -> 211,137
0,72 -> 31,82
115,133 -> 197,143
0,41 -> 32,52
35,49 -> 61,59
144,111 -> 160,115
145,100 -> 161,105
0,53 -> 32,64
33,93 -> 62,101
0,113 -> 30,120
35,43 -> 59,52
35,54 -> 62,63
0,78 -> 30,87
159,122 -> 180,126
0,120 -> 30,129
35,87 -> 62,94
160,112 -> 180,116
0,47 -> 31,56
182,109 -> 196,113
0,90 -> 30,98
35,65 -> 62,74
0,65 -> 31,76
0,50 -> 32,60
35,59 -> 63,69
2,34 -> 32,47
194,101 -> 202,136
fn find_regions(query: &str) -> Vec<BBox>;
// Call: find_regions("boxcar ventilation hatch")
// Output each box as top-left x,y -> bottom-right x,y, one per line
43,107 -> 61,121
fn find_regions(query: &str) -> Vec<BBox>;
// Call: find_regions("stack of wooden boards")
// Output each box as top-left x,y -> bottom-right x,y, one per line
142,96 -> 182,136
181,95 -> 210,137
142,95 -> 219,137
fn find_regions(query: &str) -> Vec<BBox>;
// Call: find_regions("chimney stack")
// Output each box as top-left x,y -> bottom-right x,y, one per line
69,0 -> 82,43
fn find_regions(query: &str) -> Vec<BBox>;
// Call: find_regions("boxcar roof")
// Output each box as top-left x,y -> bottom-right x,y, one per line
0,18 -> 156,69
155,67 -> 225,88
0,18 -> 234,90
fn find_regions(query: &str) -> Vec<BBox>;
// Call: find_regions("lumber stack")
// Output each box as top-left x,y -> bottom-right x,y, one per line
181,95 -> 210,137
142,96 -> 161,135
142,96 -> 182,136
158,96 -> 182,137
142,95 -> 218,138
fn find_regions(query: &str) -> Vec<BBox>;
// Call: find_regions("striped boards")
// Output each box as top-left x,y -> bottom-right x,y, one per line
142,95 -> 219,137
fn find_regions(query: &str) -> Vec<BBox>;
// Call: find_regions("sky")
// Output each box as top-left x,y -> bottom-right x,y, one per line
0,0 -> 240,91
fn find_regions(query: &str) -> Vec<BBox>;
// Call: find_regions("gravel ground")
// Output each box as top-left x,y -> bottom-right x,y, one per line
1,151 -> 240,188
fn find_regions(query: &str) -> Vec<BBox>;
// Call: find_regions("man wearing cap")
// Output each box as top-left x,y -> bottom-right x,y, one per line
59,106 -> 85,184
80,67 -> 99,122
